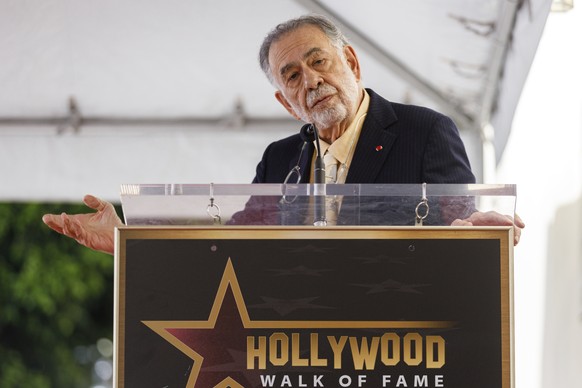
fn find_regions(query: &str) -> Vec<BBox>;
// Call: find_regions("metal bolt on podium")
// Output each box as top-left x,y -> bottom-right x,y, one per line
206,183 -> 222,225
415,182 -> 430,226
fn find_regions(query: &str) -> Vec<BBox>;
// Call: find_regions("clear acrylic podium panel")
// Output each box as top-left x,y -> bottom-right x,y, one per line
120,183 -> 517,226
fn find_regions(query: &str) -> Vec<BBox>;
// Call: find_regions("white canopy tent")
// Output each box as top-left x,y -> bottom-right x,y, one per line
0,0 -> 552,201
8,4 -> 582,388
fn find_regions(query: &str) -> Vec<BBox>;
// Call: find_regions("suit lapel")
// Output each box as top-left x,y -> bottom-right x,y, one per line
346,89 -> 399,183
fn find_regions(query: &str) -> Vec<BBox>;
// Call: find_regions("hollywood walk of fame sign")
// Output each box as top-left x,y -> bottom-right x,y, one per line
114,227 -> 513,388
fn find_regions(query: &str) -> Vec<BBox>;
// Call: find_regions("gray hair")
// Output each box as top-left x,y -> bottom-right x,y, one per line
259,14 -> 350,84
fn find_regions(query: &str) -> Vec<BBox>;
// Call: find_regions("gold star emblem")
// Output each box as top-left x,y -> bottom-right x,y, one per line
143,259 -> 455,387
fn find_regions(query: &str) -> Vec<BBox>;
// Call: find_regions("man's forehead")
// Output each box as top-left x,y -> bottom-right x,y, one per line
270,25 -> 330,58
271,30 -> 332,66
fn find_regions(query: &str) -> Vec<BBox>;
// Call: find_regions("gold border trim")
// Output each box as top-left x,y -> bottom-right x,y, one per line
114,226 -> 513,388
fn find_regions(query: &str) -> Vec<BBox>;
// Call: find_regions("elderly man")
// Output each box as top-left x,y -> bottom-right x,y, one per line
42,14 -> 524,253
253,15 -> 475,185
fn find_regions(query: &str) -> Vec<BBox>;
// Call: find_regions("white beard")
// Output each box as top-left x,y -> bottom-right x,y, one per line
311,98 -> 348,129
300,70 -> 360,130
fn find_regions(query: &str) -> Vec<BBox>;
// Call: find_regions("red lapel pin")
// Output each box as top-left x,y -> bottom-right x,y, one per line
375,145 -> 383,152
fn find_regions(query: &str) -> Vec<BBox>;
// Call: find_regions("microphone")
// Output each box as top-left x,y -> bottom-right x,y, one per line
299,123 -> 316,142
300,123 -> 327,226
301,124 -> 325,185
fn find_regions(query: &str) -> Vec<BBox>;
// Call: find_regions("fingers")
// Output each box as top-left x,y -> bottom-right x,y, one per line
480,211 -> 514,226
480,212 -> 523,246
514,229 -> 521,246
42,213 -> 78,238
83,194 -> 108,211
502,213 -> 526,229
61,213 -> 82,239
451,211 -> 524,246
502,213 -> 523,246
450,219 -> 473,226
42,214 -> 64,234
513,215 -> 523,246
463,211 -> 513,226
514,213 -> 525,229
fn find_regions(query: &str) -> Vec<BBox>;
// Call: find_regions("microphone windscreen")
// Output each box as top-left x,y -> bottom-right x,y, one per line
299,123 -> 316,142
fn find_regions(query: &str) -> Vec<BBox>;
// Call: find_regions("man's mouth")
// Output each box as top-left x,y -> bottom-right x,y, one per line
311,94 -> 333,108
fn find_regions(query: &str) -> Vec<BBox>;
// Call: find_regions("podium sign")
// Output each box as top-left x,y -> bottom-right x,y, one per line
114,226 -> 513,388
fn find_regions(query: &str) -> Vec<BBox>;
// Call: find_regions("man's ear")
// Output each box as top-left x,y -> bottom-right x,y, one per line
344,45 -> 361,82
275,91 -> 301,120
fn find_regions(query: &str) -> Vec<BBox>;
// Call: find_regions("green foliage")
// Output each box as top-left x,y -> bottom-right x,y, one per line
0,202 -> 115,388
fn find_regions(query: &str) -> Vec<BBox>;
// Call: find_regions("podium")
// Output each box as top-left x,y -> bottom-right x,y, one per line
114,183 -> 516,388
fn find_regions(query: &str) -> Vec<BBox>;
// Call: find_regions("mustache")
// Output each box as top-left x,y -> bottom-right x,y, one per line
307,84 -> 338,107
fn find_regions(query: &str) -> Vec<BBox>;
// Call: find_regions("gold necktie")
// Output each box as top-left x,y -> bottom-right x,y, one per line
323,152 -> 338,183
323,151 -> 339,224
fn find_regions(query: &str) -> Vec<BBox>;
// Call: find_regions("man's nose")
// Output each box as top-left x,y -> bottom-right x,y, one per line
303,68 -> 323,90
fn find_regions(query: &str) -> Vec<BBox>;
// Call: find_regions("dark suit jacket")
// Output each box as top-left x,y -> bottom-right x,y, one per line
253,89 -> 475,185
231,89 -> 476,225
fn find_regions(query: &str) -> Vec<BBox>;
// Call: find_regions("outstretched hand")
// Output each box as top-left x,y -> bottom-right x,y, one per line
451,211 -> 525,246
42,194 -> 123,255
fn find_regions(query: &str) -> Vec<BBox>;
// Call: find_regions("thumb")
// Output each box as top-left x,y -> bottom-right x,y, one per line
83,194 -> 107,211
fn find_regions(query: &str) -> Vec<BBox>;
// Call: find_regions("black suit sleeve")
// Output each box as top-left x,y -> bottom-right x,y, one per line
422,114 -> 476,184
252,142 -> 272,183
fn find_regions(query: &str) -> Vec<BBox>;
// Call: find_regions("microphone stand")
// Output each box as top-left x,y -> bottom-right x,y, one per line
310,124 -> 327,226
